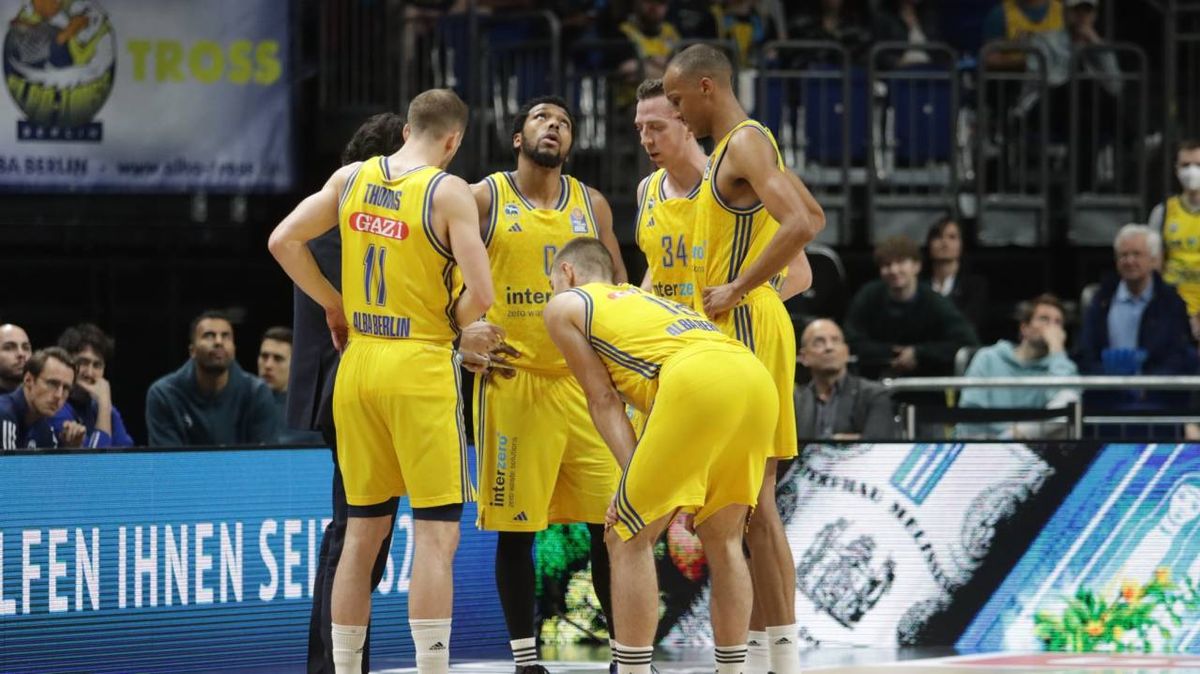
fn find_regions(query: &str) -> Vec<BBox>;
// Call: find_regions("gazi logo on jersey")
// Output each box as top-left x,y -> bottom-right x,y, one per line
349,212 -> 409,240
490,433 -> 512,507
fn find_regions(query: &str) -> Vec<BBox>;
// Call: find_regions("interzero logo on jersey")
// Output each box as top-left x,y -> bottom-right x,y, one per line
490,434 -> 513,507
4,0 -> 116,141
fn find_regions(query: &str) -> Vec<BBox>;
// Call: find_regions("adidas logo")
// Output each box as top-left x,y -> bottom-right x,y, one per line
430,642 -> 446,651
513,511 -> 529,521
773,637 -> 792,645
508,223 -> 523,232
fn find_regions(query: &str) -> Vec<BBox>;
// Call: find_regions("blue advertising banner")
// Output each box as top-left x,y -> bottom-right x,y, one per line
959,444 -> 1200,654
0,449 -> 506,673
0,0 -> 292,191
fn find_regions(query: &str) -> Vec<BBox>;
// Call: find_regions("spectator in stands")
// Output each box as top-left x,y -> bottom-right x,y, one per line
1076,225 -> 1199,401
796,318 -> 899,440
872,0 -> 944,69
669,0 -> 719,39
257,326 -> 293,399
711,0 -> 779,68
145,310 -> 280,447
1065,0 -> 1121,95
618,0 -> 681,81
845,235 -> 979,379
958,293 -> 1079,439
0,348 -> 85,450
258,326 -> 322,445
1150,140 -> 1200,317
788,0 -> 871,65
0,323 -> 32,394
54,323 -> 133,448
925,216 -> 990,333
981,0 -> 1069,76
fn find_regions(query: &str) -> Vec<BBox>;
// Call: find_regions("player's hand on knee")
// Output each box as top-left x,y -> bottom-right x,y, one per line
605,495 -> 619,530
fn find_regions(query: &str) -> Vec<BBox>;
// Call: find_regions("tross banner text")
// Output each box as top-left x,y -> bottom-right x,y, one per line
0,0 -> 292,191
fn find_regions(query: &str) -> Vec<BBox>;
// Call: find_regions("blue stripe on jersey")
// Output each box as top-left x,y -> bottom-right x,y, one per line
337,164 -> 364,218
578,178 -> 598,236
378,155 -> 391,181
565,288 -> 594,339
484,175 -> 499,247
423,171 -> 453,259
634,172 -> 656,251
736,305 -> 756,353
556,175 -> 571,211
728,214 -> 753,283
451,352 -> 473,503
709,121 -> 773,215
591,337 -> 660,379
616,467 -> 645,532
441,259 -> 459,336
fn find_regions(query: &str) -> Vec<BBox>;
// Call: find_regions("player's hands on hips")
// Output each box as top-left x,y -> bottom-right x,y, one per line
459,321 -> 505,354
60,421 -> 87,448
702,283 -> 744,320
324,301 -> 348,353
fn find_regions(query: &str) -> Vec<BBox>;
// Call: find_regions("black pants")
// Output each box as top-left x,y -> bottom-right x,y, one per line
307,384 -> 398,674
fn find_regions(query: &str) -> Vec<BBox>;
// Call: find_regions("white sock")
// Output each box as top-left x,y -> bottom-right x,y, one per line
511,637 -> 537,667
747,631 -> 769,674
609,638 -> 618,664
331,623 -> 367,674
715,644 -> 748,674
411,618 -> 452,674
612,641 -> 653,674
766,624 -> 800,674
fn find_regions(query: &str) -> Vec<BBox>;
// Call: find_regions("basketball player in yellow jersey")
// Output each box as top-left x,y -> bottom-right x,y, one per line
464,96 -> 627,673
268,89 -> 494,674
543,238 -> 776,674
664,45 -> 825,674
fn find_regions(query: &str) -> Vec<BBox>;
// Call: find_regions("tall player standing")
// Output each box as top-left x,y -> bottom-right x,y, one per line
663,45 -> 825,674
465,96 -> 628,674
269,89 -> 493,674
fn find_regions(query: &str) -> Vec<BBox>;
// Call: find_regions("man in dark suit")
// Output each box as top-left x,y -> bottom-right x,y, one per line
795,319 -> 899,440
289,112 -> 406,674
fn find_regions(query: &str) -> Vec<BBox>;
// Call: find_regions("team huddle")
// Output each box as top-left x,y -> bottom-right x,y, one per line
270,45 -> 824,674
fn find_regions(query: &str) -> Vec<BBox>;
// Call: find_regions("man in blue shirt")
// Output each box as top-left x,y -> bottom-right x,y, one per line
1,347 -> 86,450
145,310 -> 281,447
52,323 -> 134,447
1077,225 -> 1198,408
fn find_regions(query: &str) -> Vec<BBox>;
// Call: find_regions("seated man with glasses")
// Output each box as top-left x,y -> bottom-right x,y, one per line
0,347 -> 86,450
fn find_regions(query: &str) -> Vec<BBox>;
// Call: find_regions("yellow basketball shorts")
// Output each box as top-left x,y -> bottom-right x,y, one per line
712,286 -> 797,459
333,338 -> 472,508
612,343 -> 776,541
474,368 -> 621,531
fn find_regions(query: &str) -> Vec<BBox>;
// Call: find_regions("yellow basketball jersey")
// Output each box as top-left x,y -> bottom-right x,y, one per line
1163,195 -> 1200,314
569,282 -> 742,413
483,171 -> 600,374
1002,0 -> 1064,39
693,119 -> 787,305
636,168 -> 699,309
338,157 -> 460,344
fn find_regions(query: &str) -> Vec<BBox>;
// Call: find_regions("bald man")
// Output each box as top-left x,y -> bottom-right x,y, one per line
795,319 -> 899,441
663,44 -> 824,674
0,324 -> 32,394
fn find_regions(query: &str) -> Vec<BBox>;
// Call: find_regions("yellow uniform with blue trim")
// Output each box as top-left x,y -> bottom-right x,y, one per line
475,171 -> 620,531
568,282 -> 775,541
636,168 -> 700,309
693,119 -> 797,459
1002,0 -> 1063,39
333,157 -> 471,507
1163,195 -> 1200,315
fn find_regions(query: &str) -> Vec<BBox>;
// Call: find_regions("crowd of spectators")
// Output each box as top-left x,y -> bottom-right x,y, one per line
0,313 -> 318,451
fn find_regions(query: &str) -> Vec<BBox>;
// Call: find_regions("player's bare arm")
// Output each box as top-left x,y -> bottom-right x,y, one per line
777,171 -> 822,300
437,174 -> 495,328
702,130 -> 824,318
268,163 -> 357,348
588,186 -> 629,284
544,292 -> 637,468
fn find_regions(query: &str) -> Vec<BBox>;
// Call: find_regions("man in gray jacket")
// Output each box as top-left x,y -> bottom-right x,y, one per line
795,319 -> 899,440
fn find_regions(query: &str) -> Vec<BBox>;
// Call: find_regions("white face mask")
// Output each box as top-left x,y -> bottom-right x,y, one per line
1178,164 -> 1200,192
